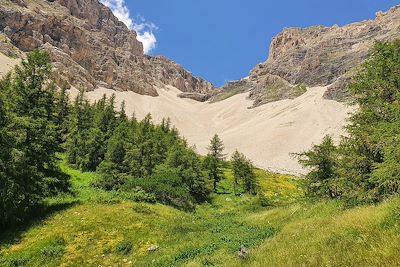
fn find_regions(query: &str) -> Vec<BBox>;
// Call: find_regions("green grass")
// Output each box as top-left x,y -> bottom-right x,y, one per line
0,160 -> 399,267
211,87 -> 248,103
258,82 -> 306,106
238,199 -> 400,267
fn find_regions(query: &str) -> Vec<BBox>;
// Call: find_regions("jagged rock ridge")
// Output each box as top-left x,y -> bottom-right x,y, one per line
216,5 -> 400,105
0,0 -> 214,96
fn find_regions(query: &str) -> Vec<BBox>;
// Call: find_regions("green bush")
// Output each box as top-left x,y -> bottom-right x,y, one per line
115,240 -> 133,255
133,165 -> 194,210
258,193 -> 273,207
40,236 -> 65,259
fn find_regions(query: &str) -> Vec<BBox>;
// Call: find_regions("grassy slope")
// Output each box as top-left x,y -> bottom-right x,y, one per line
0,161 -> 399,267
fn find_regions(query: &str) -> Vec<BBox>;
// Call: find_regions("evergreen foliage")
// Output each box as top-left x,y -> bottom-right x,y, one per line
0,50 -> 69,228
298,40 -> 400,203
63,96 -> 214,208
343,40 -> 400,202
231,150 -> 258,195
204,134 -> 226,192
297,136 -> 339,198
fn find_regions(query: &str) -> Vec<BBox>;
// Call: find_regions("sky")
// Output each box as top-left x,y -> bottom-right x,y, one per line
101,0 -> 399,87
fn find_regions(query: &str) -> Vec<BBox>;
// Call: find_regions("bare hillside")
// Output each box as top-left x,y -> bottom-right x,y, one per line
72,85 -> 353,175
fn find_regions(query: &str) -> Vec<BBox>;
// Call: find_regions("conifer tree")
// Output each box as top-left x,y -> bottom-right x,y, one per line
54,85 -> 70,145
0,50 -> 68,227
231,150 -> 257,195
205,134 -> 226,192
161,117 -> 171,133
118,100 -> 128,123
231,150 -> 243,194
165,143 -> 211,201
0,77 -> 14,227
341,40 -> 400,201
297,135 -> 339,198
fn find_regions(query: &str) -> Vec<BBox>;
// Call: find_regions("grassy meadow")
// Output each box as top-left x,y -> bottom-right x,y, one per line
0,159 -> 399,267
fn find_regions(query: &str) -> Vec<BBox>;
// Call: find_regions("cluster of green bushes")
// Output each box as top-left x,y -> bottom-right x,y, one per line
0,51 -> 70,228
298,40 -> 400,204
63,90 -> 214,209
63,85 -> 260,209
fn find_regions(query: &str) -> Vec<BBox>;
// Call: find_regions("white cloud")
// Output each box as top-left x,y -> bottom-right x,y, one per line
100,0 -> 157,54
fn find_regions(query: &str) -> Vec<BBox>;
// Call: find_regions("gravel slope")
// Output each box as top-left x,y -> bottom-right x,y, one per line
77,85 -> 353,175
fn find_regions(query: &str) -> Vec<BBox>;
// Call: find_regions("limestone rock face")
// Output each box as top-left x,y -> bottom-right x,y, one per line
178,92 -> 212,102
249,5 -> 400,102
0,0 -> 214,97
0,33 -> 24,58
143,56 -> 214,94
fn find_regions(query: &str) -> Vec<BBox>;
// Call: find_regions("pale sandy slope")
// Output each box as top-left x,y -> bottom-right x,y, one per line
0,53 -> 19,78
73,85 -> 353,175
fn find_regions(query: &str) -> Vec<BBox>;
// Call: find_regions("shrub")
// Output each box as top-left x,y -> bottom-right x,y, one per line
258,193 -> 273,207
296,135 -> 339,198
133,165 -> 194,210
115,240 -> 133,255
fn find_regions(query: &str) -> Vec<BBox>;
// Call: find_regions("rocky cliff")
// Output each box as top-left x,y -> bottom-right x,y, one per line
0,0 -> 214,96
217,5 -> 400,106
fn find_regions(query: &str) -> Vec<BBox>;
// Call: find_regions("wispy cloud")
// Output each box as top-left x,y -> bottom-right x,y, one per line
100,0 -> 157,54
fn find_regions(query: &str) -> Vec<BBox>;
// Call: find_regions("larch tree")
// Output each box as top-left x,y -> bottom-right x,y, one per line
205,134 -> 226,192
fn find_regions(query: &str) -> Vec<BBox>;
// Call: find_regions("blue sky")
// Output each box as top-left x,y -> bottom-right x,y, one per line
102,0 -> 399,87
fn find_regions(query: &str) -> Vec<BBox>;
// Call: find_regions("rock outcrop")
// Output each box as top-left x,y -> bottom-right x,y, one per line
1,0 -> 399,105
213,5 -> 400,106
252,5 -> 400,102
0,33 -> 24,58
0,0 -> 214,96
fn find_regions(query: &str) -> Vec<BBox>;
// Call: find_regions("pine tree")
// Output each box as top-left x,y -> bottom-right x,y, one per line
65,91 -> 94,167
0,50 -> 68,227
297,135 -> 339,198
205,134 -> 226,192
0,76 -> 15,227
118,100 -> 128,123
165,143 -> 211,201
231,150 -> 257,195
341,40 -> 400,201
161,117 -> 171,133
208,134 -> 226,159
54,85 -> 70,145
231,150 -> 244,194
97,93 -> 117,138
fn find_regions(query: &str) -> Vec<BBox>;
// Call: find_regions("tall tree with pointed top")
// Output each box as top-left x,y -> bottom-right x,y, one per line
205,134 -> 226,192
0,50 -> 69,227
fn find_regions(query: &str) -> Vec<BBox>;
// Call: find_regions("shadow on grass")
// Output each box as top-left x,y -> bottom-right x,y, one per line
0,200 -> 78,247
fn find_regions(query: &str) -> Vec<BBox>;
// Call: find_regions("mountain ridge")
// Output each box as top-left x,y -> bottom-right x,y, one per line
0,0 -> 214,96
216,4 -> 400,106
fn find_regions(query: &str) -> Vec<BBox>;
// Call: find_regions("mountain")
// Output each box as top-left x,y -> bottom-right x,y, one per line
0,1 -> 398,174
215,5 -> 400,106
0,0 -> 214,96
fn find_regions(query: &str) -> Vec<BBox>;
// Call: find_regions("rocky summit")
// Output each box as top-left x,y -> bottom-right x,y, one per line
216,5 -> 400,106
0,0 -> 214,96
1,1 -> 398,106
